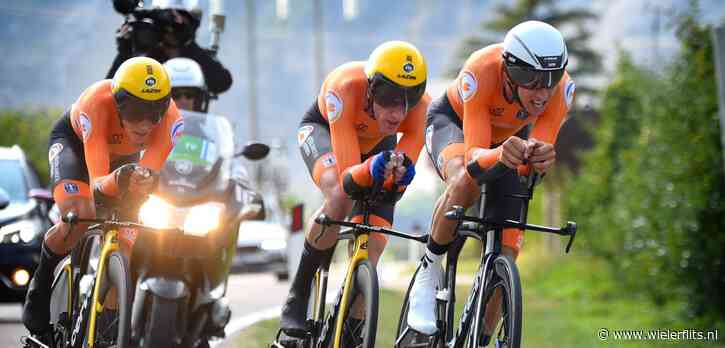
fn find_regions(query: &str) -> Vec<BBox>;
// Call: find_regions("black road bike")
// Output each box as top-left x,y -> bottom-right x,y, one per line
395,173 -> 577,348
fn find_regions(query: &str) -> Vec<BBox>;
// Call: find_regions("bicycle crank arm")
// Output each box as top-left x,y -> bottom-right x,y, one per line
21,335 -> 50,348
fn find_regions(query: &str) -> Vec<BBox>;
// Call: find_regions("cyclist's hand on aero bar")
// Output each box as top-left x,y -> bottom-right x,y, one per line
526,138 -> 555,174
115,164 -> 156,196
500,136 -> 528,169
369,151 -> 393,183
129,166 -> 155,195
393,152 -> 415,186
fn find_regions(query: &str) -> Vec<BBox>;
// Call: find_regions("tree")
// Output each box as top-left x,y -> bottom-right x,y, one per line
0,108 -> 61,186
564,5 -> 725,324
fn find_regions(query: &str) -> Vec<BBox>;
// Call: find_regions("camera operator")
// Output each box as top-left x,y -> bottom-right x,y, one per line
107,0 -> 232,95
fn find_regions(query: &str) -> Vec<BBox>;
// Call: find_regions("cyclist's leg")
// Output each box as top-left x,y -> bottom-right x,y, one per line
281,105 -> 353,336
23,113 -> 96,336
408,95 -> 480,334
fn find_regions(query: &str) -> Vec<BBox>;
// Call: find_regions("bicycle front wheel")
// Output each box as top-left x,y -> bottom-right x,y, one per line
85,251 -> 132,348
330,260 -> 378,348
468,254 -> 522,348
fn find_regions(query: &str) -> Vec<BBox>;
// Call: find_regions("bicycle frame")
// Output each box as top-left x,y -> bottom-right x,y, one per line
308,185 -> 428,348
85,227 -> 120,348
331,232 -> 369,348
401,173 -> 577,348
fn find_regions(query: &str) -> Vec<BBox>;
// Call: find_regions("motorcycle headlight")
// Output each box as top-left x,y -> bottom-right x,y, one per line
138,195 -> 174,229
184,202 -> 224,236
0,219 -> 41,244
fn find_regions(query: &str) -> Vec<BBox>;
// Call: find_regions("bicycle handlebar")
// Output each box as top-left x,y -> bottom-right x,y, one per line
62,212 -> 183,234
444,206 -> 577,253
314,214 -> 428,244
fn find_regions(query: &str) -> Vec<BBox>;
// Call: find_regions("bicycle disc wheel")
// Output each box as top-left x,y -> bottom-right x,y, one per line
395,265 -> 445,348
85,251 -> 132,348
468,255 -> 522,348
330,260 -> 378,348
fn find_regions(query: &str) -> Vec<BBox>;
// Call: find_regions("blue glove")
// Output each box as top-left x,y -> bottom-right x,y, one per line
369,151 -> 392,183
397,155 -> 416,185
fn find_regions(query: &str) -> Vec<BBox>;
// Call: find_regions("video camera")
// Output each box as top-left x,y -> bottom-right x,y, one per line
112,0 -> 200,55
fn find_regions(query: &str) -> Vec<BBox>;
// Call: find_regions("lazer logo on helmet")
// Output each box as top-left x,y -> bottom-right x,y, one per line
141,87 -> 162,93
403,63 -> 414,73
145,76 -> 157,87
537,55 -> 563,68
396,74 -> 417,80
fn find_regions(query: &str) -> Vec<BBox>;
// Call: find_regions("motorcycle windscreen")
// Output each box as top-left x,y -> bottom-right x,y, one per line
163,133 -> 221,193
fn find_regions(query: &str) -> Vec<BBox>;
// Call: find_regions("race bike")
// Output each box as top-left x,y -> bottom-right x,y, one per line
27,111 -> 269,348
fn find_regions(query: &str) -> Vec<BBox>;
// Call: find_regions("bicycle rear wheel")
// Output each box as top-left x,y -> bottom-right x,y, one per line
85,251 -> 132,348
329,260 -> 378,348
468,254 -> 521,348
395,265 -> 445,348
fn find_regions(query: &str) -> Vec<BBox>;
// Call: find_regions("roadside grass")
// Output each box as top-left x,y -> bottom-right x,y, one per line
231,233 -> 724,347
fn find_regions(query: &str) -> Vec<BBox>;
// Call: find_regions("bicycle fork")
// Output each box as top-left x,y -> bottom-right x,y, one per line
332,234 -> 369,348
84,229 -> 120,348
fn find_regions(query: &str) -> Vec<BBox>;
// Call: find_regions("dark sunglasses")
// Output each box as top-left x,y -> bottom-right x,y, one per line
505,65 -> 565,90
115,91 -> 168,125
370,76 -> 425,110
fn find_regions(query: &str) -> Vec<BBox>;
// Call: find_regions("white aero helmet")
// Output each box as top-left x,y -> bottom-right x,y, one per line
152,0 -> 200,11
502,20 -> 568,89
164,57 -> 205,89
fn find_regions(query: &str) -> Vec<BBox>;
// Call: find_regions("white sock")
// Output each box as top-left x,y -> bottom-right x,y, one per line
424,247 -> 443,266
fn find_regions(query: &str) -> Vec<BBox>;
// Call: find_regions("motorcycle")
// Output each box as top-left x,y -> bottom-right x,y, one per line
130,110 -> 269,347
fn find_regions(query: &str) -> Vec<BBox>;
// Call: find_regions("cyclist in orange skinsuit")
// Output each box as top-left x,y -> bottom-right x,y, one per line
281,41 -> 430,339
23,57 -> 183,343
407,21 -> 576,342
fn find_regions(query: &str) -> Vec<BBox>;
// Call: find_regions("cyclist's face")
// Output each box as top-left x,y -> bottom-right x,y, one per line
122,118 -> 156,147
516,85 -> 556,117
173,95 -> 195,111
373,102 -> 406,135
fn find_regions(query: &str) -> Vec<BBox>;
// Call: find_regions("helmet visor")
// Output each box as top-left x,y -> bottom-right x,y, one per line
505,65 -> 565,89
371,75 -> 426,110
114,89 -> 170,124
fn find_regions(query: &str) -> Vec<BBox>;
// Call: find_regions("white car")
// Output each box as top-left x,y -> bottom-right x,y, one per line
234,219 -> 290,280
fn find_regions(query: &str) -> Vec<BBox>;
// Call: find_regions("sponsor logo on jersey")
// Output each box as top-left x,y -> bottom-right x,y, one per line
515,109 -> 529,120
79,113 -> 92,141
354,123 -> 368,133
64,183 -> 80,194
325,90 -> 343,122
48,143 -> 63,162
170,119 -> 184,146
297,125 -> 314,146
489,107 -> 504,117
458,71 -> 477,102
320,153 -> 336,168
565,80 -> 576,109
109,134 -> 123,145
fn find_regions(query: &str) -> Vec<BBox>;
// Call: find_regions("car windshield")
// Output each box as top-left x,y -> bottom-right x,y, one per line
0,159 -> 27,202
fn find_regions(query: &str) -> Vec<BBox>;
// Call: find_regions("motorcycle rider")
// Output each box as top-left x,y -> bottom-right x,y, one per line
164,57 -> 210,112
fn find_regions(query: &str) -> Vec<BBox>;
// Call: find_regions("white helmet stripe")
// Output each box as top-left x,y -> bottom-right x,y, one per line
513,34 -> 540,68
